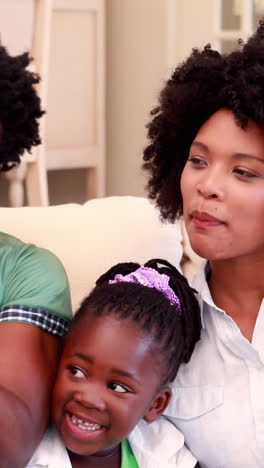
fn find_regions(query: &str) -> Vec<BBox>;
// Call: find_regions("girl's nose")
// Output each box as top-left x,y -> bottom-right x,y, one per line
74,385 -> 106,411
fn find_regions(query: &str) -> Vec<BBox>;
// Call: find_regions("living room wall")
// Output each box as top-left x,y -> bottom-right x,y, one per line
106,0 -> 168,197
0,0 -> 171,205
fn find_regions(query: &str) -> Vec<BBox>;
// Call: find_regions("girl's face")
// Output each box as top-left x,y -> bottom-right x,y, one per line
181,108 -> 264,262
52,313 -> 170,460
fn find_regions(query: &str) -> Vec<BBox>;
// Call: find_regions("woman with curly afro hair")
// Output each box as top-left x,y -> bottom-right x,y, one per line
141,19 -> 264,468
0,47 -> 72,467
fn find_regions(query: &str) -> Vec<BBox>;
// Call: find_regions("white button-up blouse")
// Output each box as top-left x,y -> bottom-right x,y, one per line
164,264 -> 264,468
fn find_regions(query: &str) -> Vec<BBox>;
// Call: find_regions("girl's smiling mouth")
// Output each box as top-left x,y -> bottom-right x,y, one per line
71,414 -> 102,431
65,412 -> 106,439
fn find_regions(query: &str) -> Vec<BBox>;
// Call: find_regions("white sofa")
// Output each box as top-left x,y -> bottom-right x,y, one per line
0,196 -> 203,312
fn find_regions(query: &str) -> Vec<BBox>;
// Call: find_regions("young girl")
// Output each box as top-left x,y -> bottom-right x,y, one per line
142,18 -> 264,468
28,258 -> 201,467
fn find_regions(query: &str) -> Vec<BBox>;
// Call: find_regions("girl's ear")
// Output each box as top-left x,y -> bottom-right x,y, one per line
143,387 -> 172,423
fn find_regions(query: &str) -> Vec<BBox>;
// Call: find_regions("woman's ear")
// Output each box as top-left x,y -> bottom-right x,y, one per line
143,386 -> 172,423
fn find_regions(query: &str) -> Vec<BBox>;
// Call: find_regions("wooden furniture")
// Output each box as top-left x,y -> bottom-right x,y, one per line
2,0 -> 105,206
45,0 -> 105,202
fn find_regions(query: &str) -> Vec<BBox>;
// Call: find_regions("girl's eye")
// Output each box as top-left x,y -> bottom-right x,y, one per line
109,382 -> 129,393
233,168 -> 257,179
70,366 -> 85,379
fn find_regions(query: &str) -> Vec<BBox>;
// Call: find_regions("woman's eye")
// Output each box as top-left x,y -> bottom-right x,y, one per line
109,382 -> 128,393
70,366 -> 85,378
234,168 -> 257,178
187,156 -> 206,167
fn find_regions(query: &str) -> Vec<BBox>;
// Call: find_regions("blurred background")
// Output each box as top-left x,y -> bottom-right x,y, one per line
0,0 -> 263,206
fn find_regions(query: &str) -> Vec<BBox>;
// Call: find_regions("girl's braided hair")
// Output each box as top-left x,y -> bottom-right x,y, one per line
70,258 -> 201,384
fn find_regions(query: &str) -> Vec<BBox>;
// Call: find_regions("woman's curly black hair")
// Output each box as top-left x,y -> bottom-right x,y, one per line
0,46 -> 44,171
143,20 -> 264,221
69,258 -> 201,385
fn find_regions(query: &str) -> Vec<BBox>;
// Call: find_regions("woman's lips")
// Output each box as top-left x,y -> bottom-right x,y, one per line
190,211 -> 224,228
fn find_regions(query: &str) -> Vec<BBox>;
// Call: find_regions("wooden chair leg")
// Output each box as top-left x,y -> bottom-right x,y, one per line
25,159 -> 49,206
5,162 -> 27,207
86,167 -> 97,200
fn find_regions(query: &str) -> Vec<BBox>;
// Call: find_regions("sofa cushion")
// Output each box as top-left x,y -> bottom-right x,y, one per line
0,196 -> 183,311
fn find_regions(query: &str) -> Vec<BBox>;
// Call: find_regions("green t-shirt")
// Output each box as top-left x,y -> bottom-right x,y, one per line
121,439 -> 139,468
0,232 -> 72,335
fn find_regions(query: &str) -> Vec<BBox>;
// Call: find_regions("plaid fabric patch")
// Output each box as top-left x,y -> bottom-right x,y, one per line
0,305 -> 71,336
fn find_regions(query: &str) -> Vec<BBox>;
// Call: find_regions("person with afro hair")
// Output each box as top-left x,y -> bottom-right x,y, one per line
141,19 -> 264,468
0,46 -> 44,171
0,46 -> 72,467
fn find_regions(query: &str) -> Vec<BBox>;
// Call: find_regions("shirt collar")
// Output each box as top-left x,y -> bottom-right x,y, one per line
129,417 -> 196,468
27,427 -> 71,468
190,262 -> 217,330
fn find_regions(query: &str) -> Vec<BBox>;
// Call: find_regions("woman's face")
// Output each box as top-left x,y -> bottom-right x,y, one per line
181,108 -> 264,262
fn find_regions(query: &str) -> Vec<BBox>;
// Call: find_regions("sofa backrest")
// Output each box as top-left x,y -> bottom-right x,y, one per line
0,196 -> 187,312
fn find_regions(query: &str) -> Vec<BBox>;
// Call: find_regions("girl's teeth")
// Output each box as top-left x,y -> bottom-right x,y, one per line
71,415 -> 102,431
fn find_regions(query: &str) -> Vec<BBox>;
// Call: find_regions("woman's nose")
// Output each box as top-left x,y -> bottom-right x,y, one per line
74,385 -> 106,411
196,171 -> 224,200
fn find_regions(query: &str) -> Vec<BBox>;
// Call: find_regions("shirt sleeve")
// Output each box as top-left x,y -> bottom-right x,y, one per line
0,237 -> 72,336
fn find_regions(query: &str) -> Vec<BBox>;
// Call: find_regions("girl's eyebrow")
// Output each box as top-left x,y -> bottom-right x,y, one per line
74,352 -> 93,363
110,367 -> 141,384
232,153 -> 264,164
73,352 -> 141,383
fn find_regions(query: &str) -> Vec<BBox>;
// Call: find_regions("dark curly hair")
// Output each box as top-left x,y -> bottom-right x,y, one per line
69,258 -> 201,385
143,20 -> 264,221
0,46 -> 44,171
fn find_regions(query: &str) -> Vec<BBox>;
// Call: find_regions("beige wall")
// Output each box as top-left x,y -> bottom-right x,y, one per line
106,0 -> 168,197
0,0 -> 170,205
173,0 -> 214,63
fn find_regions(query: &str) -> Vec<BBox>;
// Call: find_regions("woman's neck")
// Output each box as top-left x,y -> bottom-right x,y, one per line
208,256 -> 264,341
68,444 -> 121,468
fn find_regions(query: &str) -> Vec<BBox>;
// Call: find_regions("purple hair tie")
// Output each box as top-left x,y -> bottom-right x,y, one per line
109,265 -> 181,309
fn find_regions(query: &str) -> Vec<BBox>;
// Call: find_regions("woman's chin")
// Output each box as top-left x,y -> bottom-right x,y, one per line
189,240 -> 223,261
